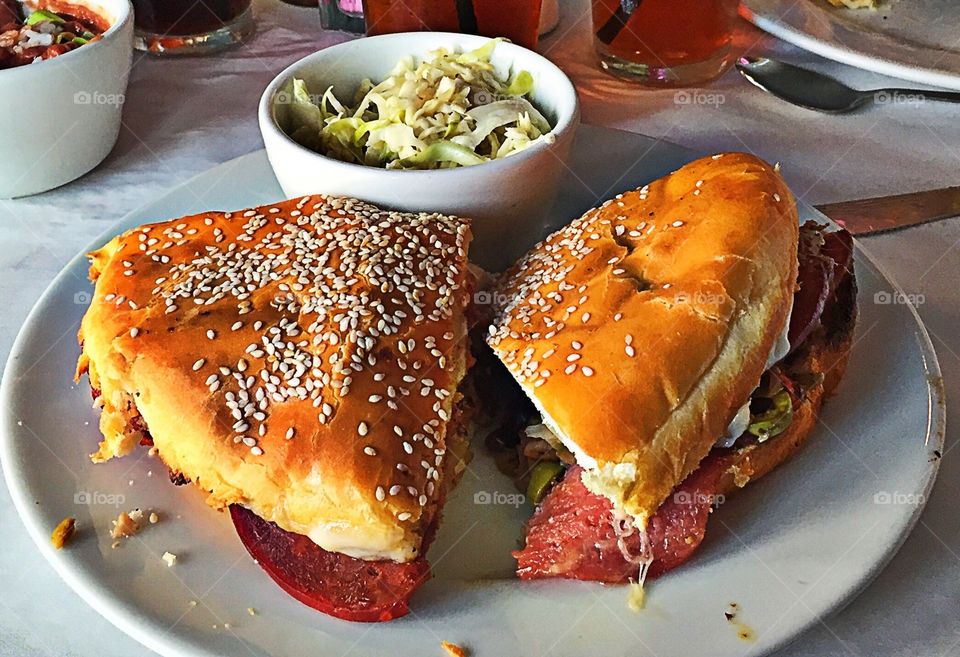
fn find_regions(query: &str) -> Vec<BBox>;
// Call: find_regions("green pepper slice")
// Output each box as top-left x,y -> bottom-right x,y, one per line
526,461 -> 566,505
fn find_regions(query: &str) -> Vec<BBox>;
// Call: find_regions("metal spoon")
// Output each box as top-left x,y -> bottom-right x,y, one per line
736,56 -> 960,113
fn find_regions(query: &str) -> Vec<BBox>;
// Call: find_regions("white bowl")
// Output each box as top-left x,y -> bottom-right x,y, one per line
0,0 -> 133,199
259,32 -> 580,271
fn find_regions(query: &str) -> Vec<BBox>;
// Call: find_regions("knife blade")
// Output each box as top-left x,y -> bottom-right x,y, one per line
814,186 -> 960,236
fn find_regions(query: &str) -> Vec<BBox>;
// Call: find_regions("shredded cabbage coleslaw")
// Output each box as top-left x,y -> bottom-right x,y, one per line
280,40 -> 554,170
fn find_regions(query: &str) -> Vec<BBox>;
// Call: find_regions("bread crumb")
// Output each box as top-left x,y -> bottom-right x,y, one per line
148,446 -> 159,457
162,551 -> 177,567
148,512 -> 159,524
441,641 -> 467,657
247,607 -> 257,616
188,600 -> 197,607
51,517 -> 76,549
111,511 -> 140,539
223,622 -> 232,629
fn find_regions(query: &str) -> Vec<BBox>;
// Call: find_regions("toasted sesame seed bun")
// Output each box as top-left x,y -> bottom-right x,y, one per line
77,196 -> 473,562
486,153 -> 799,525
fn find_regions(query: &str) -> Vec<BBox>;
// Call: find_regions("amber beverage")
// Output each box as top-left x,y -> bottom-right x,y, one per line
592,0 -> 739,85
132,0 -> 254,54
363,0 -> 542,50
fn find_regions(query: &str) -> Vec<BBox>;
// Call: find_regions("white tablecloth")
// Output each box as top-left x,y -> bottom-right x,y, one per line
1,1 -> 958,655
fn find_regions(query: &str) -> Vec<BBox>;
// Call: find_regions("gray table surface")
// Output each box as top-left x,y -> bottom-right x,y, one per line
1,1 -> 958,655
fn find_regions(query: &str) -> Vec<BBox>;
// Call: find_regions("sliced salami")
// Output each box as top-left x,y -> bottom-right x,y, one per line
230,505 -> 430,622
515,460 -> 727,582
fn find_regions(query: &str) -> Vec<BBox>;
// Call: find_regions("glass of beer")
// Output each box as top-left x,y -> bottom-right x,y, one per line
132,0 -> 255,55
362,0 -> 542,50
592,0 -> 740,86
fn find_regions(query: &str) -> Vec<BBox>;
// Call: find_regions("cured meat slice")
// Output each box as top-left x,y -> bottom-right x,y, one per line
230,506 -> 430,622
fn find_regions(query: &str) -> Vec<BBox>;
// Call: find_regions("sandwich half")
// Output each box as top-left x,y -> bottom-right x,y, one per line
77,195 -> 474,621
485,153 -> 857,590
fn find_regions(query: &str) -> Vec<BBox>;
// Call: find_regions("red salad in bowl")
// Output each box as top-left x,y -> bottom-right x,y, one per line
0,0 -> 108,69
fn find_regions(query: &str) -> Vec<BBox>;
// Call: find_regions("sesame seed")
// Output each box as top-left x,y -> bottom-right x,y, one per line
129,328 -> 140,338
375,486 -> 385,501
206,329 -> 216,340
564,364 -> 577,375
250,446 -> 263,456
192,358 -> 205,371
285,427 -> 295,440
363,446 -> 376,456
672,220 -> 684,227
626,345 -> 636,357
358,422 -> 368,436
582,366 -> 595,377
397,512 -> 412,521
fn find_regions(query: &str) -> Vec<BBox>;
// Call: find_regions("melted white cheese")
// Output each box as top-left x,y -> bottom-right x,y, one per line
716,402 -> 752,449
765,303 -> 793,370
716,303 -> 794,448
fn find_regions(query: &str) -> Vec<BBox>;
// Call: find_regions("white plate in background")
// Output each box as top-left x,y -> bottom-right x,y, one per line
742,0 -> 960,90
0,125 -> 945,657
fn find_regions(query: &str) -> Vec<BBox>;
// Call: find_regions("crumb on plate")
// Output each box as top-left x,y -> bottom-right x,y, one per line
51,517 -> 76,549
111,510 -> 140,539
441,641 -> 467,657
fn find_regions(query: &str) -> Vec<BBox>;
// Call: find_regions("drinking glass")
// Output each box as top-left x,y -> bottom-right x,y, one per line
132,0 -> 255,55
320,0 -> 365,33
592,0 -> 740,86
362,0 -> 542,50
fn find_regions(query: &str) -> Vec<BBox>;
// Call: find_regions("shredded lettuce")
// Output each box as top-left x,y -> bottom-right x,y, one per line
280,40 -> 553,170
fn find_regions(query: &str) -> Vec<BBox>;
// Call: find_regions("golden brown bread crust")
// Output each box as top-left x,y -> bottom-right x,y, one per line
486,153 -> 799,523
77,196 -> 472,562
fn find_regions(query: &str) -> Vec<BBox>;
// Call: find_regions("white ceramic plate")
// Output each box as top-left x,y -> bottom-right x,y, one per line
741,0 -> 960,91
1,126 -> 944,657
